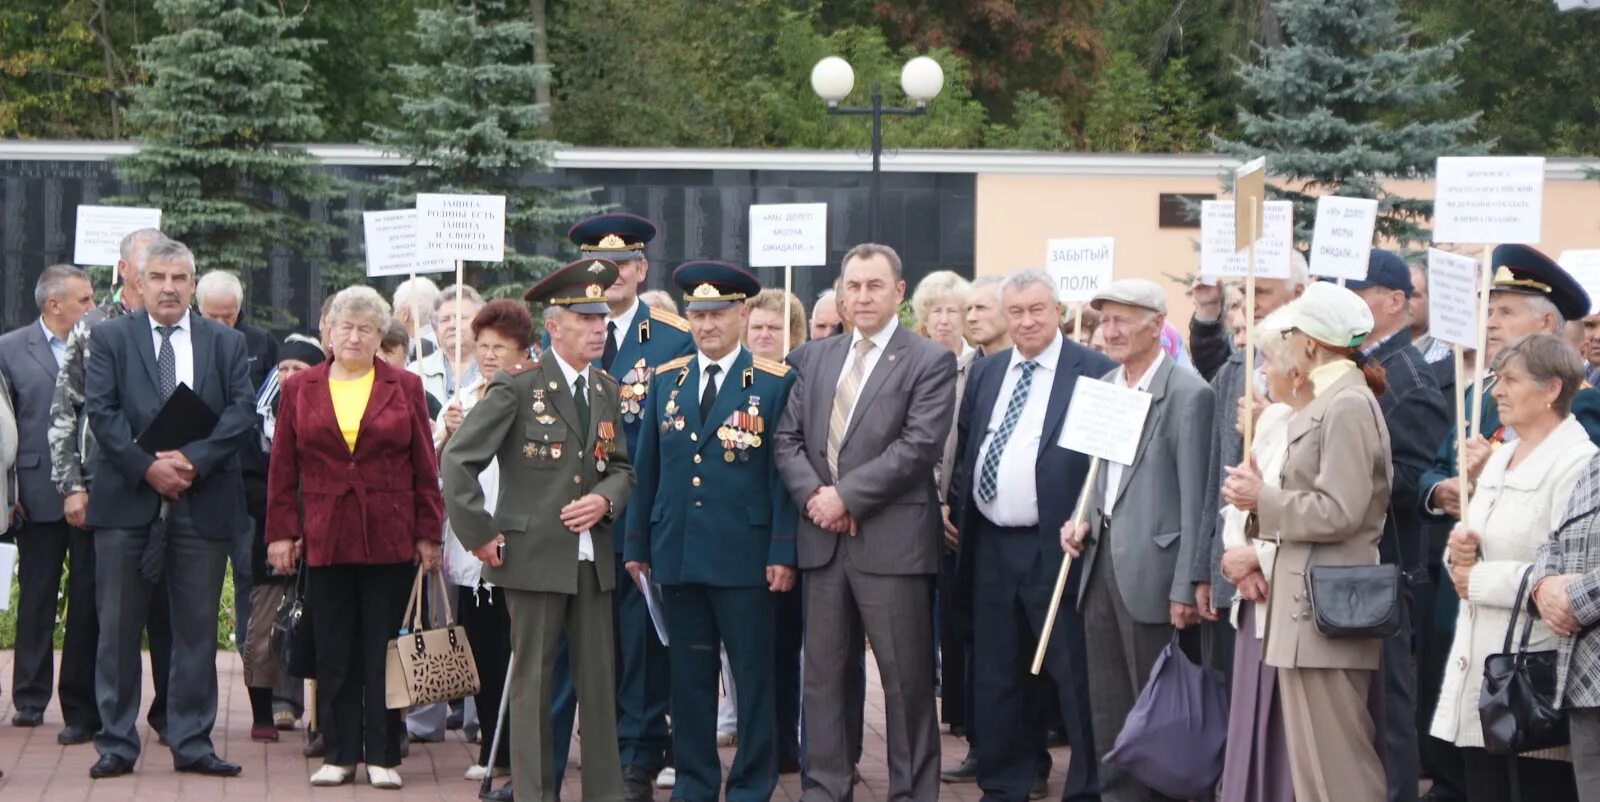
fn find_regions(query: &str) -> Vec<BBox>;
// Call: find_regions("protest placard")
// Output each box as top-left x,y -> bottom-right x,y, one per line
1433,157 -> 1545,245
363,209 -> 453,277
1427,249 -> 1481,348
1056,377 -> 1154,467
1045,237 -> 1114,303
417,193 -> 507,262
1310,196 -> 1379,280
748,203 -> 828,267
73,205 -> 162,267
1559,250 -> 1600,316
1234,157 -> 1267,251
1200,200 -> 1293,279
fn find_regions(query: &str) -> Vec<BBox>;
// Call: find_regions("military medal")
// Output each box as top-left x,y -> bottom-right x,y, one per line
725,450 -> 736,463
619,360 -> 651,424
523,443 -> 537,459
674,418 -> 685,431
551,443 -> 562,460
532,389 -> 547,415
536,414 -> 556,426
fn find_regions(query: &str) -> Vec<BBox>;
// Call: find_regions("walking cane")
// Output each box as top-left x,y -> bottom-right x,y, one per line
480,651 -> 517,801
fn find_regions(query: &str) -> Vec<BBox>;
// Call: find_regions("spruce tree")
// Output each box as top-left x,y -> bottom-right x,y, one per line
1215,0 -> 1481,248
366,0 -> 601,293
114,0 -> 337,328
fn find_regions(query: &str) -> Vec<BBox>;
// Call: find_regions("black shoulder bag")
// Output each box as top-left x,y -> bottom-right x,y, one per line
1479,565 -> 1568,756
271,562 -> 317,679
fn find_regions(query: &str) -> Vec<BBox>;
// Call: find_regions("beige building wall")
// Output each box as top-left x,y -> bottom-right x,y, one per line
976,171 -> 1600,330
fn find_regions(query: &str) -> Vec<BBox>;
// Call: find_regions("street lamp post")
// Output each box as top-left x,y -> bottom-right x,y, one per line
811,55 -> 945,242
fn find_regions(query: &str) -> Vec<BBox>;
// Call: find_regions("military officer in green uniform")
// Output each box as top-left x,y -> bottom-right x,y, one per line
441,258 -> 636,802
549,213 -> 693,799
623,261 -> 798,802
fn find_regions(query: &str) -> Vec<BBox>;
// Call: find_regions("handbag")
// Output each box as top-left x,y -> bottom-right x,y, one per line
1304,398 -> 1402,639
270,563 -> 316,679
1478,566 -> 1568,755
385,566 -> 481,710
1102,632 -> 1230,799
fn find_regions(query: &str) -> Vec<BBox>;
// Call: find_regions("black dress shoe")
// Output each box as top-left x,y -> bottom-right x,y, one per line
621,765 -> 654,801
90,754 -> 135,779
940,755 -> 979,784
303,732 -> 325,758
482,780 -> 515,802
11,709 -> 44,727
176,754 -> 242,777
57,724 -> 93,745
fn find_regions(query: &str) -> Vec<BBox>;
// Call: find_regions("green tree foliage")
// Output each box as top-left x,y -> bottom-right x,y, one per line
297,0 -> 418,142
985,90 -> 1071,151
1082,53 -> 1208,152
1215,0 -> 1481,248
0,1 -> 158,138
113,0 -> 338,329
366,0 -> 602,294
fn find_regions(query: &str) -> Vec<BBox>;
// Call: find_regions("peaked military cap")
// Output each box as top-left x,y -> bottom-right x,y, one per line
1492,244 -> 1591,321
524,258 -> 619,315
569,213 -> 657,262
674,261 -> 761,312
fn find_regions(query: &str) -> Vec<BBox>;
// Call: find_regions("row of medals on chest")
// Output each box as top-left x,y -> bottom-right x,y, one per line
661,385 -> 764,463
523,386 -> 617,472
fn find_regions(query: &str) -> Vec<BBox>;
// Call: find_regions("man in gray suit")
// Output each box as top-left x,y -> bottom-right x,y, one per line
1063,279 -> 1215,801
776,243 -> 956,801
0,264 -> 98,741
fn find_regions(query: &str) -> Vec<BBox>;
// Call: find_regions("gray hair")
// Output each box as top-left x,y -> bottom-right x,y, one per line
841,243 -> 904,281
1257,325 -> 1296,372
393,275 -> 441,326
195,270 -> 244,307
814,288 -> 836,304
35,264 -> 90,310
1000,269 -> 1060,305
1287,251 -> 1311,291
911,270 -> 972,324
1526,294 -> 1566,331
434,283 -> 484,314
119,228 -> 165,263
327,285 -> 393,332
541,304 -> 565,328
140,239 -> 196,278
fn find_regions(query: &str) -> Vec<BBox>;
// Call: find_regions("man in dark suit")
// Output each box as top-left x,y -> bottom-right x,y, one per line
82,238 -> 257,780
0,264 -> 98,741
775,243 -> 956,801
952,270 -> 1111,802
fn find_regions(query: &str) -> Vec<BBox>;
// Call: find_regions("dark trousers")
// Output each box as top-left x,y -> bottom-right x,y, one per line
1381,578 -> 1420,802
938,548 -> 968,733
12,519 -> 99,729
1572,708 -> 1600,802
971,519 -> 1098,802
1460,748 -> 1578,802
458,583 -> 512,769
665,584 -> 777,802
773,579 -> 803,766
550,557 -> 672,780
307,561 -> 412,768
93,516 -> 226,765
1419,554 -> 1467,800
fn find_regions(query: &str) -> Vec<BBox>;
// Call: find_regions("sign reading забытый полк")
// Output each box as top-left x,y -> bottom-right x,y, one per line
1045,237 -> 1114,303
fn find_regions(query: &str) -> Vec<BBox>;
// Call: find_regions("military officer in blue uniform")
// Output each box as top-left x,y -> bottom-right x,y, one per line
548,212 -> 693,800
623,261 -> 797,802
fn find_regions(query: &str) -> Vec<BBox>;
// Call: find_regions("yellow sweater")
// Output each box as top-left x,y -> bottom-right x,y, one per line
329,369 -> 375,453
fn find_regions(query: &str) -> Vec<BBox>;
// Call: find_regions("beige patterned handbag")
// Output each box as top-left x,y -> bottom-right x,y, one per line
385,566 -> 481,709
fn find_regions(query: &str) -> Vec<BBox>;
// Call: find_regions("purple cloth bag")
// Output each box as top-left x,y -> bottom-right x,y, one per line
1103,632 -> 1230,799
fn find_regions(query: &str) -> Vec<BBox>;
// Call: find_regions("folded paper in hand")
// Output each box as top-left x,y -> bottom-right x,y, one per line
136,384 -> 218,454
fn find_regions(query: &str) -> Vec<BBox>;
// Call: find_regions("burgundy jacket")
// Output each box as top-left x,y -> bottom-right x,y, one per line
266,358 -> 443,567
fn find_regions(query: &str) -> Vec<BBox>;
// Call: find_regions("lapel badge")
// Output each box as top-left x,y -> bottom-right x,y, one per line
639,318 -> 652,343
523,443 -> 537,459
548,380 -> 559,391
536,414 -> 557,426
742,367 -> 754,389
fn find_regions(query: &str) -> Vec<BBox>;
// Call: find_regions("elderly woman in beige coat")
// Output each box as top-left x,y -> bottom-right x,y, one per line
1223,282 -> 1391,802
1431,334 -> 1591,800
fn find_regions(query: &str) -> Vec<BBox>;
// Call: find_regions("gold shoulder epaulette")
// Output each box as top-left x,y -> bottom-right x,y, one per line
752,356 -> 791,377
649,305 -> 690,332
503,360 -> 538,377
657,355 -> 694,373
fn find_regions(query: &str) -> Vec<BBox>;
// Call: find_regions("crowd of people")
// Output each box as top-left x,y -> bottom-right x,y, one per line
3,212 -> 1600,802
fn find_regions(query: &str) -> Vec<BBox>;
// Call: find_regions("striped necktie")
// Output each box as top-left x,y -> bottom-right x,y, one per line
826,338 -> 876,479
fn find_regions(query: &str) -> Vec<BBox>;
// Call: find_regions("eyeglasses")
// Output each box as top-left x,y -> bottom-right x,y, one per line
475,343 -> 517,359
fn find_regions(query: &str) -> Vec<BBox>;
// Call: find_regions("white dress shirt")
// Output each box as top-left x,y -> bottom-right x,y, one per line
1103,351 -> 1166,516
836,315 -> 899,430
148,310 -> 195,391
553,353 -> 597,562
974,332 -> 1063,527
607,299 -> 639,353
40,319 -> 68,369
697,345 -> 742,407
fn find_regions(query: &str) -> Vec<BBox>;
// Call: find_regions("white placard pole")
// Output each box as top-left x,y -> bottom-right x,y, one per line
783,266 -> 793,356
1470,250 -> 1493,440
1454,346 -> 1469,524
411,275 -> 423,363
454,259 -> 465,376
1243,203 -> 1259,455
1032,457 -> 1100,675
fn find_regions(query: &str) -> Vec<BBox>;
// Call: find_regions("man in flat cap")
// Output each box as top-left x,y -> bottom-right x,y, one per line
442,258 -> 636,802
1062,278 -> 1215,802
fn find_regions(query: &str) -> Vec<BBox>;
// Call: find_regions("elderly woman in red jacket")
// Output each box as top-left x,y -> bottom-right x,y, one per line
266,285 -> 443,790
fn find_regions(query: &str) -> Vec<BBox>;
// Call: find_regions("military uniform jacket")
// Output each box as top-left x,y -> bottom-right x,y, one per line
441,356 -> 636,595
623,349 -> 798,587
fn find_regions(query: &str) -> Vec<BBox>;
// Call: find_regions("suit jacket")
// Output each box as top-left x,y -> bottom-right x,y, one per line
236,321 -> 277,485
950,339 -> 1116,629
775,327 -> 957,576
1077,356 -> 1215,624
83,310 -> 256,535
1259,368 -> 1393,671
0,320 -> 67,522
1536,451 -> 1600,708
441,355 -> 636,594
1195,349 -> 1246,608
1366,331 -> 1449,574
265,359 -> 443,567
0,368 -> 16,527
937,347 -> 978,504
624,349 -> 799,586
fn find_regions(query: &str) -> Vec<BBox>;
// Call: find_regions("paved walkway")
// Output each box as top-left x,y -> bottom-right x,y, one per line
0,650 -> 1079,800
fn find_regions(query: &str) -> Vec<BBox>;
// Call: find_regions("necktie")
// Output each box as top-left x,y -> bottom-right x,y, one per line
700,364 -> 722,421
978,360 -> 1038,503
827,338 -> 877,479
156,325 -> 178,401
602,321 -> 619,372
574,374 -> 590,442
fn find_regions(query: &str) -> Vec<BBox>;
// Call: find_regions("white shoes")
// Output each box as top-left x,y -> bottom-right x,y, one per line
310,764 -> 355,786
367,766 -> 403,789
464,764 -> 510,781
656,766 -> 676,789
